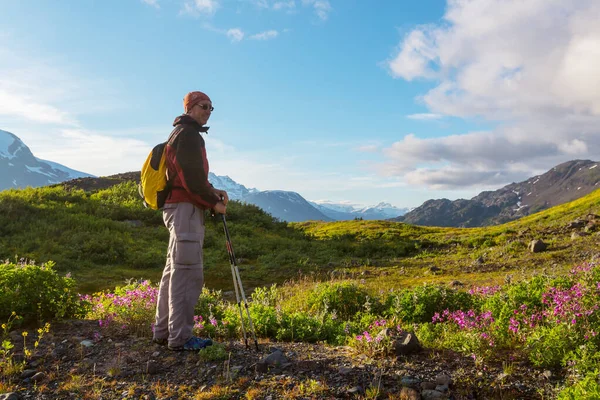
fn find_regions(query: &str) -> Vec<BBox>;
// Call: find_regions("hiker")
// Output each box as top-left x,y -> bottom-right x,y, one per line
152,91 -> 228,351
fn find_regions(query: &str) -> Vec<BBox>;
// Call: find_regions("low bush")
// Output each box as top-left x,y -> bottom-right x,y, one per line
0,260 -> 83,324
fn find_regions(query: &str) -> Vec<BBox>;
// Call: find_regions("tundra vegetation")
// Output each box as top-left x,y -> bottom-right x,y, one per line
2,181 -> 600,398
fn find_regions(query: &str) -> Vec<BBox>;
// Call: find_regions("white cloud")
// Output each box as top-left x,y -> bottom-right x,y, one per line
250,30 -> 279,40
302,0 -> 332,21
227,28 -> 245,42
406,113 -> 443,120
34,129 -> 151,177
382,0 -> 600,189
141,0 -> 160,8
273,1 -> 296,11
183,0 -> 220,16
0,90 -> 76,126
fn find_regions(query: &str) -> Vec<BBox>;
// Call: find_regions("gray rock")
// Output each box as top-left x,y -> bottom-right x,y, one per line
400,376 -> 421,387
571,231 -> 588,240
585,222 -> 597,233
421,389 -> 446,399
338,366 -> 353,375
435,384 -> 449,393
261,350 -> 288,366
0,393 -> 20,400
20,369 -> 37,379
435,373 -> 452,386
347,386 -> 363,394
421,381 -> 437,390
255,362 -> 268,373
529,239 -> 546,253
429,266 -> 442,274
393,332 -> 421,356
568,220 -> 585,229
146,360 -> 160,375
31,372 -> 46,383
80,340 -> 94,347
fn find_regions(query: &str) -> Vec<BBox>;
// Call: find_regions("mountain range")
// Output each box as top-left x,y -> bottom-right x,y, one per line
394,159 -> 600,227
5,128 -> 598,226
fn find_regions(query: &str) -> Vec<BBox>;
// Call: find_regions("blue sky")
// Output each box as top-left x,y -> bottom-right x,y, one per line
1,0 -> 599,209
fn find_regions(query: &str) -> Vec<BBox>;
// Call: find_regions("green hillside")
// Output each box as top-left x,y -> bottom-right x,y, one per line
4,182 -> 600,398
1,181 -> 600,294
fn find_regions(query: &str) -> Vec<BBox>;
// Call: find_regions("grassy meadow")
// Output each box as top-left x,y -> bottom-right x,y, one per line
3,181 -> 600,397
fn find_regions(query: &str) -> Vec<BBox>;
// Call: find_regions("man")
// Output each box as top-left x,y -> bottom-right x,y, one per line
152,91 -> 228,351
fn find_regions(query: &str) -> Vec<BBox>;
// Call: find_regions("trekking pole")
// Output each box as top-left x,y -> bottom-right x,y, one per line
221,214 -> 260,351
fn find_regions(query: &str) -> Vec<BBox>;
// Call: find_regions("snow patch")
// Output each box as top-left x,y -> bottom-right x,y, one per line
590,164 -> 598,170
25,165 -> 56,179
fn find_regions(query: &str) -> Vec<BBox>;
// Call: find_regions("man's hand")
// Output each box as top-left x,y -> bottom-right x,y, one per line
214,201 -> 227,215
213,189 -> 229,205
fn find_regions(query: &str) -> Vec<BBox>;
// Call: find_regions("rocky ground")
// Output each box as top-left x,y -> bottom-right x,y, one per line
1,319 -> 562,400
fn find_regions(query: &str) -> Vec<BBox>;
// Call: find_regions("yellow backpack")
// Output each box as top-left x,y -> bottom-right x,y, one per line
139,142 -> 171,210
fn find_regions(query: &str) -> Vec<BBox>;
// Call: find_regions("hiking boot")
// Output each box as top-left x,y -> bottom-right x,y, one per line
152,338 -> 167,346
168,336 -> 213,351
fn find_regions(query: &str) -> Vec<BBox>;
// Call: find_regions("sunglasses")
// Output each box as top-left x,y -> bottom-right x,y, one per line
196,104 -> 214,112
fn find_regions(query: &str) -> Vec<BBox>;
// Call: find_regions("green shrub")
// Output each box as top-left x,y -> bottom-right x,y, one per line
195,287 -> 228,321
526,324 -> 576,368
0,261 -> 84,324
198,343 -> 228,361
307,281 -> 374,320
385,284 -> 476,324
558,371 -> 600,400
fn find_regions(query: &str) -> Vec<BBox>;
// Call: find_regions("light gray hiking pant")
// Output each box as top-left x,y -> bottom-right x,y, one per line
153,202 -> 205,348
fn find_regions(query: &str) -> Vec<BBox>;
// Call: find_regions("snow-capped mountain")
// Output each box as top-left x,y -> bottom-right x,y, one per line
310,200 -> 408,221
0,129 -> 93,191
356,202 -> 409,219
243,190 -> 332,222
208,173 -> 258,200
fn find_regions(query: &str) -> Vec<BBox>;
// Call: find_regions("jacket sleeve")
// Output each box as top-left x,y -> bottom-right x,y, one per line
174,129 -> 219,208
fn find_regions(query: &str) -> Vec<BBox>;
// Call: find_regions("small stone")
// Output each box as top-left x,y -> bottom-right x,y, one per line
347,386 -> 363,394
529,239 -> 546,253
0,393 -> 20,400
401,376 -> 421,387
394,332 -> 421,356
20,369 -> 37,379
339,367 -> 353,375
80,340 -> 94,348
261,350 -> 288,366
541,370 -> 552,380
421,389 -> 446,399
146,360 -> 160,375
256,362 -> 268,373
572,231 -> 588,240
31,372 -> 46,383
152,351 -> 160,357
435,373 -> 452,386
435,384 -> 449,393
421,382 -> 437,390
